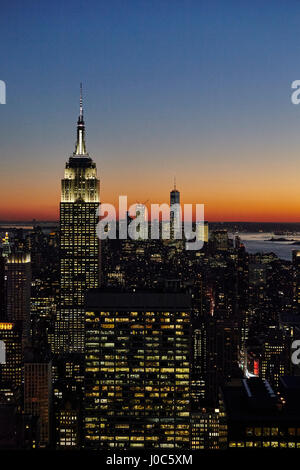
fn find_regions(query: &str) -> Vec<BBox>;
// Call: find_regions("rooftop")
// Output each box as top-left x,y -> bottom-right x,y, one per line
86,288 -> 191,310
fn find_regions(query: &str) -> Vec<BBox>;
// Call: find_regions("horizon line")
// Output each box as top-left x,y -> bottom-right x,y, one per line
2,219 -> 300,225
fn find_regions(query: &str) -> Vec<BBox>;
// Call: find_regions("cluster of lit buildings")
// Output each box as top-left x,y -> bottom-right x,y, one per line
1,91 -> 300,451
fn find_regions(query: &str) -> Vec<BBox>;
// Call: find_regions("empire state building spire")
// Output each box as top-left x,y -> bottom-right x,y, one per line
57,85 -> 100,354
74,83 -> 87,156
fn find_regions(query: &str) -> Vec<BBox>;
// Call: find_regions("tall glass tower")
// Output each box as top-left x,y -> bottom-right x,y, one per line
55,85 -> 100,354
170,178 -> 180,240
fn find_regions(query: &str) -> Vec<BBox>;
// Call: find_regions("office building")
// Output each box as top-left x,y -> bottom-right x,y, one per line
84,289 -> 191,449
55,85 -> 100,354
6,252 -> 31,339
24,354 -> 52,447
221,377 -> 300,449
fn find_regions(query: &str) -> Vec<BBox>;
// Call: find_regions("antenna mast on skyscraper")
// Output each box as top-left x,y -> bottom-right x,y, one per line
80,82 -> 83,118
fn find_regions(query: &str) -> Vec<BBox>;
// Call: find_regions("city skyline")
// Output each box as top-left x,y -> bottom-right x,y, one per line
1,82 -> 300,224
2,1 -> 300,222
3,2 -> 300,455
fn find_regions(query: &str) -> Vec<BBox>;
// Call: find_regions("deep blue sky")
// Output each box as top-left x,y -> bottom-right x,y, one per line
1,0 -> 300,220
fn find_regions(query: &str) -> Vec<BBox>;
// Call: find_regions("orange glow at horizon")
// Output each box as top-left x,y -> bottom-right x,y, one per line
1,156 -> 300,223
1,186 -> 300,222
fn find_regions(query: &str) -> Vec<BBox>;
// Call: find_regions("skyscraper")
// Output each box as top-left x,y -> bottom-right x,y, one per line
24,357 -> 52,447
6,253 -> 31,340
84,289 -> 191,449
135,204 -> 148,240
0,249 -> 5,320
55,85 -> 100,354
210,230 -> 229,251
170,179 -> 180,240
170,178 -> 180,207
0,322 -> 22,391
1,233 -> 11,258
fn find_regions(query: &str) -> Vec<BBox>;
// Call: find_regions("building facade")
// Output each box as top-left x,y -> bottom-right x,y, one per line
24,360 -> 52,447
6,252 -> 31,339
55,85 -> 100,354
84,290 -> 191,449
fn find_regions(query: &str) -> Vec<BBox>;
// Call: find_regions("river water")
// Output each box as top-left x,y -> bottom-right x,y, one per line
232,232 -> 300,261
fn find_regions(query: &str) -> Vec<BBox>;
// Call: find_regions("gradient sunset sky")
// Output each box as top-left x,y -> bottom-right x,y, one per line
1,0 -> 300,221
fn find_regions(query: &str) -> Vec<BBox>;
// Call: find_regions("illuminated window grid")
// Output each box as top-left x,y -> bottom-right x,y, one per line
84,308 -> 191,449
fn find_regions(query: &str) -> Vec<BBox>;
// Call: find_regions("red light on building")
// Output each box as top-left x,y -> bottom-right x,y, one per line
254,359 -> 259,376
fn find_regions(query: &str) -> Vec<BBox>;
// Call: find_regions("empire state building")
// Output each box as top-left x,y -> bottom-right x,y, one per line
55,85 -> 100,353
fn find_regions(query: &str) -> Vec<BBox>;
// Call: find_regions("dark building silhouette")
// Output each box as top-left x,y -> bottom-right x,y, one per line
24,350 -> 52,448
6,252 -> 31,340
221,377 -> 300,449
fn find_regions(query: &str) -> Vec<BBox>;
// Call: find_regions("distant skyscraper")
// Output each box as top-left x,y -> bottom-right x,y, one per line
170,179 -> 180,240
6,253 -> 31,339
135,204 -> 148,240
196,221 -> 209,243
55,85 -> 100,354
1,233 -> 11,258
210,230 -> 229,251
170,178 -> 180,206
